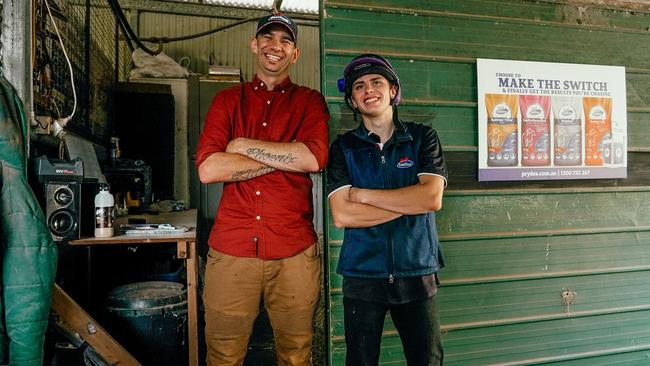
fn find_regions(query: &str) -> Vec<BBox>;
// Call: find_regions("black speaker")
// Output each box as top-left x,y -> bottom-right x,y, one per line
45,182 -> 81,241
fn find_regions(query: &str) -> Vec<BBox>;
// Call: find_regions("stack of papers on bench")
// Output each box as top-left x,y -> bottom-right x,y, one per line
122,224 -> 189,235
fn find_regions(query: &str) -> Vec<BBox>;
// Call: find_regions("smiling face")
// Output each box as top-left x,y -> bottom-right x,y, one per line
350,74 -> 397,118
251,26 -> 300,83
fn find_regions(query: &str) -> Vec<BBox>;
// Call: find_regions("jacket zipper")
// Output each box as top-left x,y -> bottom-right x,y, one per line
379,151 -> 395,284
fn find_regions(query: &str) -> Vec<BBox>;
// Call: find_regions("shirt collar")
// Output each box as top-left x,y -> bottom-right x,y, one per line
252,74 -> 293,94
353,116 -> 412,146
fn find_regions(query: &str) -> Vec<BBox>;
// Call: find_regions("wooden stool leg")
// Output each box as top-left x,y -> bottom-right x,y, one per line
180,240 -> 199,366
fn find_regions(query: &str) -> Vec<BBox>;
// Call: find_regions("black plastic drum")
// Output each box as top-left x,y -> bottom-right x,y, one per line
104,281 -> 188,366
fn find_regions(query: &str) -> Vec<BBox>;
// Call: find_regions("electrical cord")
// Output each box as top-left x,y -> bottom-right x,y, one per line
42,0 -> 76,131
109,0 -> 286,54
33,117 -> 49,130
105,0 -> 135,52
138,16 -> 260,45
49,96 -> 62,119
108,0 -> 156,54
114,5 -> 135,52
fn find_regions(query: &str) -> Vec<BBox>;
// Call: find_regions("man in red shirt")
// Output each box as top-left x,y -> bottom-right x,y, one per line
196,13 -> 329,366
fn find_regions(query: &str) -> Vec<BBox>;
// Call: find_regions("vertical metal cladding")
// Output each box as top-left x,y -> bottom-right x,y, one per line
136,11 -> 320,89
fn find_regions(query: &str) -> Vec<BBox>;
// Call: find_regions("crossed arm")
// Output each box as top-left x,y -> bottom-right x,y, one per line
329,175 -> 445,228
198,137 -> 320,183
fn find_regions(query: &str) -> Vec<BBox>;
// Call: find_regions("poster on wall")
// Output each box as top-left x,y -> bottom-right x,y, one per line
477,58 -> 627,181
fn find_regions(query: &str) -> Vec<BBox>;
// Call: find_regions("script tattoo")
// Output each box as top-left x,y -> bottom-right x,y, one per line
245,148 -> 298,164
231,166 -> 275,181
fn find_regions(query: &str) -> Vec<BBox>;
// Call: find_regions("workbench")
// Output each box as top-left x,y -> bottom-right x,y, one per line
70,209 -> 199,366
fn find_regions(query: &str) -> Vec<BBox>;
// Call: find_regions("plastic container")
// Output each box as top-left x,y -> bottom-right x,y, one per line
583,97 -> 612,166
94,184 -> 114,238
519,95 -> 551,166
485,93 -> 518,166
552,96 -> 583,166
104,281 -> 188,366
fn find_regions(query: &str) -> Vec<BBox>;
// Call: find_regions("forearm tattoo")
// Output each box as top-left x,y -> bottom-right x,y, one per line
231,166 -> 275,181
245,148 -> 298,164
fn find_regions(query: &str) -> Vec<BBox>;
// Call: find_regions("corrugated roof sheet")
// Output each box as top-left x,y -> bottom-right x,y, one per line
202,0 -> 318,14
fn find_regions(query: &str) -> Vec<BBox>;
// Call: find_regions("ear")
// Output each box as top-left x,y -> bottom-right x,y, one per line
350,97 -> 358,109
291,46 -> 301,64
250,37 -> 259,55
390,84 -> 398,99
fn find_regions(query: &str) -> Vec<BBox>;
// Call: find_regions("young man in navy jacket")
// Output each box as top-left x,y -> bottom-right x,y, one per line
327,54 -> 447,366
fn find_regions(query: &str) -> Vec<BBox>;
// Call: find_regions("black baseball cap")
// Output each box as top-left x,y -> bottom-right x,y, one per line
256,13 -> 298,43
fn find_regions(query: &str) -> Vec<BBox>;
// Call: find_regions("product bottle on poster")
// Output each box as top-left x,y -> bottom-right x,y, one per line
552,96 -> 583,166
95,184 -> 115,238
519,95 -> 551,166
610,133 -> 625,165
486,94 -> 518,166
583,97 -> 612,166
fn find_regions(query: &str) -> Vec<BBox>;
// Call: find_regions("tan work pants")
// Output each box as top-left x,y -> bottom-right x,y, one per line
203,244 -> 321,366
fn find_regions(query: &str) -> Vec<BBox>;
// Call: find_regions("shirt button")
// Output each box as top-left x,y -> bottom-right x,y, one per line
256,215 -> 261,220
267,100 -> 271,104
254,87 -> 258,91
262,122 -> 267,127
281,90 -> 285,94
256,191 -> 261,196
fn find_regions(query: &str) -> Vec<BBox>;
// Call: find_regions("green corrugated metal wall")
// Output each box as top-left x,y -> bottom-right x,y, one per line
321,1 -> 650,365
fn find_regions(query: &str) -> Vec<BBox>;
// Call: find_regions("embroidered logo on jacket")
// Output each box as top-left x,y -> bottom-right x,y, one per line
396,157 -> 414,169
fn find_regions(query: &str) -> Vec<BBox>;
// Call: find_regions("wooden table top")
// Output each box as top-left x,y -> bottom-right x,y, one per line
70,209 -> 197,245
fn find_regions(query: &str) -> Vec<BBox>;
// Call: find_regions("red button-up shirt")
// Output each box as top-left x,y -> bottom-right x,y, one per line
196,75 -> 329,259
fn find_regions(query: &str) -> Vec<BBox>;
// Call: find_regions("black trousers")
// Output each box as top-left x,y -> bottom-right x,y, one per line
343,296 -> 444,366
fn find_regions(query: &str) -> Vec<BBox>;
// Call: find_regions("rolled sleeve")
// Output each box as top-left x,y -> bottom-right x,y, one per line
296,91 -> 330,170
195,90 -> 233,167
417,126 -> 448,187
326,139 -> 352,197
